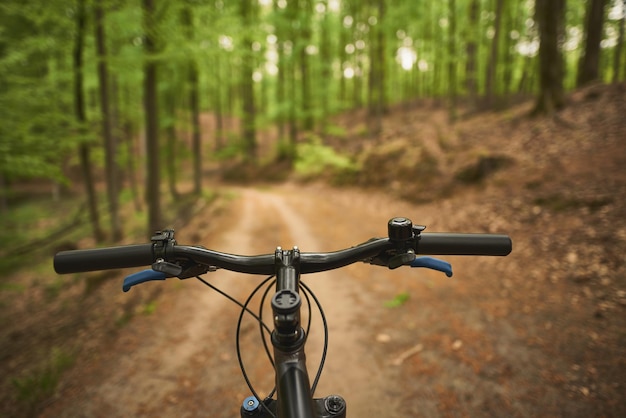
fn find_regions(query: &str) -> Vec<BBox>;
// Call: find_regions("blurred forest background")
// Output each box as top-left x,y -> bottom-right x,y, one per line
1,1 -> 626,416
1,0 -> 624,243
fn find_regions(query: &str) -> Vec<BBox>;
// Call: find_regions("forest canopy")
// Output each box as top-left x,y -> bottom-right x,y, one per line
0,0 -> 624,234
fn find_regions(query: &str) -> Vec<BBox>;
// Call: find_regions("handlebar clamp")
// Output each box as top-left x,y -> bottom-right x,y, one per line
151,229 -> 176,259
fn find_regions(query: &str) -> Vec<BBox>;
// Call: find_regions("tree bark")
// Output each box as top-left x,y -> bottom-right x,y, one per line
165,86 -> 178,200
485,0 -> 505,108
240,0 -> 257,161
367,0 -> 386,135
533,0 -> 566,115
465,0 -> 479,106
447,0 -> 457,122
577,0 -> 608,87
143,0 -> 162,235
94,0 -> 121,241
298,0 -> 314,132
614,1 -> 626,82
181,5 -> 202,195
74,0 -> 104,242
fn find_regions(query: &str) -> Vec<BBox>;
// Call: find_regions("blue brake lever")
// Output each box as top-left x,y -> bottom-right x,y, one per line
123,270 -> 167,292
410,257 -> 453,277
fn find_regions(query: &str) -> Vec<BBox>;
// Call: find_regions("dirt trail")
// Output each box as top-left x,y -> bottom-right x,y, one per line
38,186 -> 426,417
36,181 -> 625,417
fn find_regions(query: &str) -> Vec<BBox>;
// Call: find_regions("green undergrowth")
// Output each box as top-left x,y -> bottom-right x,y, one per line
11,346 -> 75,406
294,136 -> 359,180
384,291 -> 411,308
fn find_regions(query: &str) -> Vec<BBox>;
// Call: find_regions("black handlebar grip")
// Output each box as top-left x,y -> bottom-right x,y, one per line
53,244 -> 155,274
418,233 -> 512,256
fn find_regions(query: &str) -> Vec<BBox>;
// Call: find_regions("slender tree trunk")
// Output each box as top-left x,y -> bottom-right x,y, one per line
165,86 -> 178,199
0,173 -> 7,215
318,6 -> 331,135
273,0 -> 289,160
465,0 -> 479,107
578,0 -> 608,86
447,0 -> 457,122
485,0 -> 504,108
74,0 -> 104,242
276,40 -> 286,144
286,0 -> 299,150
288,53 -> 299,149
614,1 -> 626,82
239,0 -> 257,161
123,118 -> 142,212
94,0 -> 121,241
339,24 -> 348,106
214,53 -> 224,151
533,0 -> 567,115
181,5 -> 202,195
501,3 -> 517,97
299,0 -> 314,132
143,0 -> 161,235
367,0 -> 386,135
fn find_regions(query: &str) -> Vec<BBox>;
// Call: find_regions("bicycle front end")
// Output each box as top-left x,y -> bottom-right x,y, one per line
54,217 -> 512,418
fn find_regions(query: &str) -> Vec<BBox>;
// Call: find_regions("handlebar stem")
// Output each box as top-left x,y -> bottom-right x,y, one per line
271,246 -> 317,418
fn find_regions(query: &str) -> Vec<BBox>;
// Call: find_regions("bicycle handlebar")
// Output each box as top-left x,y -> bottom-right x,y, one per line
51,218 -> 512,418
53,232 -> 511,275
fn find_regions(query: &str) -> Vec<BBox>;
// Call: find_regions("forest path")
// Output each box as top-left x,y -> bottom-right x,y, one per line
34,176 -> 626,418
39,184 -> 435,417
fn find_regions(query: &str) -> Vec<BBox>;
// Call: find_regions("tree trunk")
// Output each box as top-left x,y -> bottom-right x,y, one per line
143,0 -> 162,235
485,0 -> 505,108
288,52 -> 299,150
318,6 -> 331,135
501,3 -> 517,97
447,0 -> 457,122
533,0 -> 566,115
123,118 -> 142,212
338,4 -> 350,107
299,0 -> 314,132
181,5 -> 202,195
165,86 -> 178,200
0,173 -> 7,215
465,0 -> 479,106
94,0 -> 121,241
577,0 -> 608,86
240,0 -> 257,161
74,0 -> 104,242
214,53 -> 225,151
614,1 -> 626,83
273,0 -> 290,161
367,0 -> 386,135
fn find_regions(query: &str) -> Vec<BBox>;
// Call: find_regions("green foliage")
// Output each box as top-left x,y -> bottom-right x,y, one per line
11,347 -> 74,405
142,300 -> 157,315
384,291 -> 410,308
0,282 -> 26,292
44,277 -> 65,301
0,0 -> 621,206
324,123 -> 349,139
294,136 -> 358,179
213,137 -> 250,161
0,1 -> 78,183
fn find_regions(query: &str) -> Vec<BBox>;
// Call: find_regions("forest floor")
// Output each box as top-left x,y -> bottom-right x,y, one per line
1,82 -> 626,417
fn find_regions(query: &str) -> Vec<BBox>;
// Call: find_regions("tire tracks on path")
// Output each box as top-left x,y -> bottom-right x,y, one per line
40,185 -> 426,417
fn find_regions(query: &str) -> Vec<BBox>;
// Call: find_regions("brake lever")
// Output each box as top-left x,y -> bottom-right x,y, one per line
122,260 -> 216,292
411,256 -> 453,277
123,269 -> 167,292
